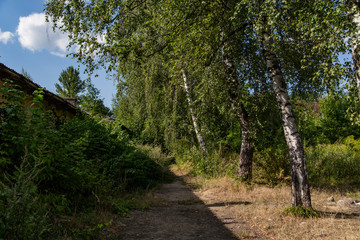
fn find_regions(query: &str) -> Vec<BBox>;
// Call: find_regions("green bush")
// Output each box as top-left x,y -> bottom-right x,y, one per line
175,145 -> 237,178
306,142 -> 360,186
0,156 -> 50,239
253,147 -> 290,185
0,82 -> 169,238
0,83 -> 27,172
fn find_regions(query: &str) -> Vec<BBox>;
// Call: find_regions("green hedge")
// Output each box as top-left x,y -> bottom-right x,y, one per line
0,82 -> 167,238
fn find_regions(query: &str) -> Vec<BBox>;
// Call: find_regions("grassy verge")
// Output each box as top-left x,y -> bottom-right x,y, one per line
172,165 -> 360,239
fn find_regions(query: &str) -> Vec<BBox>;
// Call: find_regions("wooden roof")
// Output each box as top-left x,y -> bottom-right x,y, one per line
0,63 -> 81,115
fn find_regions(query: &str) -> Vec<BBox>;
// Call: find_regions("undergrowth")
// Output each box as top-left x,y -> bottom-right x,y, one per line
175,137 -> 360,190
0,81 -> 172,239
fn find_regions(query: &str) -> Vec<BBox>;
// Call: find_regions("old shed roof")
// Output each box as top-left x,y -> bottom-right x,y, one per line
0,63 -> 81,115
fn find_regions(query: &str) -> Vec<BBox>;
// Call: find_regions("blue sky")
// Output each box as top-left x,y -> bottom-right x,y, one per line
0,0 -> 116,107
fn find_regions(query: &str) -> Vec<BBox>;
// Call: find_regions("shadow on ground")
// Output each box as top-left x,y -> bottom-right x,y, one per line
106,176 -> 264,240
206,201 -> 251,208
319,211 -> 360,219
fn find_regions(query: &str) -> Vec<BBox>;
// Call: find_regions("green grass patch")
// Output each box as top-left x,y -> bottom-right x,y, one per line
283,206 -> 320,218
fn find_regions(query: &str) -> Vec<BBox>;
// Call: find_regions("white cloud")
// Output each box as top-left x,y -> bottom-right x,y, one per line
50,51 -> 67,58
17,13 -> 70,57
0,28 -> 14,44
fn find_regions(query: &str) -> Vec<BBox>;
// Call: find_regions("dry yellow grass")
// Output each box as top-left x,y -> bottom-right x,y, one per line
172,165 -> 360,240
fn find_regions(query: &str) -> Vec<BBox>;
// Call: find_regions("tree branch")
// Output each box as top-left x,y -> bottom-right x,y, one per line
205,21 -> 253,66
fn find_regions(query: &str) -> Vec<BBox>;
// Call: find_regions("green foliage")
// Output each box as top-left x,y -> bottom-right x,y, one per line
109,197 -> 146,217
175,145 -> 237,178
0,81 -> 26,168
346,191 -> 360,199
253,147 -> 290,185
318,94 -> 360,143
306,142 -> 360,186
79,83 -> 111,117
283,206 -> 320,218
293,94 -> 360,146
44,0 -> 360,206
221,122 -> 243,153
0,83 -> 169,238
55,67 -> 111,117
55,66 -> 85,98
0,156 -> 50,239
343,135 -> 360,151
292,99 -> 323,146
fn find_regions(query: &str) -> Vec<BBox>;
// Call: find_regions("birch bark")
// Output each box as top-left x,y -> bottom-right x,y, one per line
262,30 -> 312,207
222,46 -> 254,180
352,3 -> 360,100
181,69 -> 207,155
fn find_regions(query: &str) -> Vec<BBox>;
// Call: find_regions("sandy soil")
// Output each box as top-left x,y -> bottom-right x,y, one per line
106,175 -> 268,240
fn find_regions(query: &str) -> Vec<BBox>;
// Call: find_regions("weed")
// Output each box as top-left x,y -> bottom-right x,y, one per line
283,206 -> 320,218
346,192 -> 360,199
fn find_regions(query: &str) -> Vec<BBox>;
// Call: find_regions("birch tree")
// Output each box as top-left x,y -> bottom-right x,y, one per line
252,0 -> 350,207
350,1 -> 360,99
182,70 -> 207,155
45,0 -> 352,207
221,42 -> 254,180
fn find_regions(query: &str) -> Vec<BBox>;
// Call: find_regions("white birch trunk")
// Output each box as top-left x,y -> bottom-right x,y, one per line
181,69 -> 207,155
262,30 -> 312,208
352,3 -> 360,100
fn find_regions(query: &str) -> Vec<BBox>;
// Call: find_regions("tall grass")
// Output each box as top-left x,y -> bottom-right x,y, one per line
175,137 -> 360,189
253,147 -> 290,185
306,139 -> 360,187
174,144 -> 239,178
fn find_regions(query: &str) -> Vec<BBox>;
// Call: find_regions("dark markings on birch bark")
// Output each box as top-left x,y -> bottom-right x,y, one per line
352,3 -> 360,100
261,26 -> 312,208
181,69 -> 207,155
222,43 -> 254,181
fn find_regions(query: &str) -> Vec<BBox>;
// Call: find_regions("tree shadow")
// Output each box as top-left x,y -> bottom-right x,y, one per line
319,210 -> 360,219
312,184 -> 360,196
206,201 -> 251,207
115,179 -> 256,239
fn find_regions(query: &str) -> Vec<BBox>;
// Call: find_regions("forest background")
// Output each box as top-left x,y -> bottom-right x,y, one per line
2,0 -> 360,238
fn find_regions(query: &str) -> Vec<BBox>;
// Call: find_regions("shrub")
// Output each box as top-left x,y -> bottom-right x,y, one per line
175,145 -> 238,178
0,82 -> 27,172
306,142 -> 360,186
0,83 -> 170,237
253,147 -> 290,185
0,156 -> 50,239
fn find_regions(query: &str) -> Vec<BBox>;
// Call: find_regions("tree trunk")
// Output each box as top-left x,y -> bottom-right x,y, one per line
222,46 -> 254,181
262,30 -> 312,208
181,69 -> 207,155
352,2 -> 360,100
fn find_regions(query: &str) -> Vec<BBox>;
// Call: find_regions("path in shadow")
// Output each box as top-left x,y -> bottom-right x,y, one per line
110,178 -> 267,240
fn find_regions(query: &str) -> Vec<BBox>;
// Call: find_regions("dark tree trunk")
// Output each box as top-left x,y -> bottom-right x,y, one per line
222,46 -> 254,181
181,69 -> 207,155
262,29 -> 312,208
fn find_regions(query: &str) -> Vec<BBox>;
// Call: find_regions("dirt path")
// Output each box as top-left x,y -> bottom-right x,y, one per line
107,174 -> 268,240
